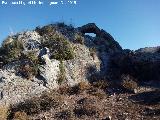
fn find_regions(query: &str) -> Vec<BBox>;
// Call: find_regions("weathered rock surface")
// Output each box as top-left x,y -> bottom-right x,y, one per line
109,48 -> 160,82
0,23 -> 122,105
0,22 -> 159,108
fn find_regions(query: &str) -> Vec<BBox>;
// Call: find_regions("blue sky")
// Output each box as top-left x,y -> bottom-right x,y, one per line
0,0 -> 160,50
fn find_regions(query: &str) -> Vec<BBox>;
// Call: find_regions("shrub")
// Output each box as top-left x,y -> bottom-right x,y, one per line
36,24 -> 75,60
57,85 -> 70,95
23,51 -> 39,64
18,64 -> 38,80
41,33 -> 74,60
13,111 -> 28,120
74,33 -> 84,44
58,61 -> 66,84
86,87 -> 107,99
1,37 -> 24,63
68,82 -> 91,95
35,24 -> 56,37
57,82 -> 90,95
89,47 -> 97,58
89,47 -> 97,53
41,93 -> 61,111
57,22 -> 66,28
121,74 -> 138,92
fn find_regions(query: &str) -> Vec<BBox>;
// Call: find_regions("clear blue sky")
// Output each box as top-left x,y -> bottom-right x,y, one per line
0,0 -> 160,50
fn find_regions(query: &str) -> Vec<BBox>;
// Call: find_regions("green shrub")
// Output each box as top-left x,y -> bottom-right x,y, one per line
35,25 -> 56,37
41,33 -> 74,60
18,64 -> 39,80
1,38 -> 24,63
74,33 -> 84,44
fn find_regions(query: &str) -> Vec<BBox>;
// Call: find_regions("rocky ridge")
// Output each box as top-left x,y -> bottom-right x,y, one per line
0,23 -> 123,106
0,22 -> 159,120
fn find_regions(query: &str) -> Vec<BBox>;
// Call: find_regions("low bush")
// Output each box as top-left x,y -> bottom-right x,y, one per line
0,37 -> 24,64
121,74 -> 138,92
41,33 -> 74,60
74,33 -> 84,44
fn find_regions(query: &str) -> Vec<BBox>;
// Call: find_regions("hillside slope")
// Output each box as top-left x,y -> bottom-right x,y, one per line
0,23 -> 160,120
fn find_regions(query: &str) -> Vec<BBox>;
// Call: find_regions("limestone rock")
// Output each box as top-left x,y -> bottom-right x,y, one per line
39,59 -> 60,89
0,70 -> 47,105
17,31 -> 41,51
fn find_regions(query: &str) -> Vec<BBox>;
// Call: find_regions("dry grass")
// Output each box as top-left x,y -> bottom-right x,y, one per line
121,75 -> 138,92
78,81 -> 91,91
8,90 -> 64,119
4,80 -> 160,120
58,82 -> 90,95
0,105 -> 9,120
92,80 -> 109,90
13,111 -> 28,120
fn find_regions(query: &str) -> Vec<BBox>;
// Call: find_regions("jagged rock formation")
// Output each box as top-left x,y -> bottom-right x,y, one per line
78,23 -> 101,35
0,23 -> 123,106
0,22 -> 159,110
109,48 -> 160,82
78,23 -> 122,52
0,22 -> 160,120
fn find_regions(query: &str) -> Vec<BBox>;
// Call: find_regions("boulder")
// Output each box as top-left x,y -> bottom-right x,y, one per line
38,48 -> 60,89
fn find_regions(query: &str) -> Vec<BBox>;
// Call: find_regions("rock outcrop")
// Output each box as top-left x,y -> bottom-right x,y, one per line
109,48 -> 160,82
0,23 -> 123,106
0,22 -> 159,108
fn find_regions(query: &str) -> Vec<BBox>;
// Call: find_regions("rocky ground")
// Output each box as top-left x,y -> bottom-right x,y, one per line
7,81 -> 160,120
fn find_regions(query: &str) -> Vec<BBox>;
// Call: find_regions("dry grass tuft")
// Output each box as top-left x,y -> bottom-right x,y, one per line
0,105 -> 10,120
92,80 -> 109,90
121,74 -> 138,92
13,111 -> 28,120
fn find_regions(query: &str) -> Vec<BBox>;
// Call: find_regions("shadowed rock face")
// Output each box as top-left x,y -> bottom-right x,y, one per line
78,23 -> 122,52
78,23 -> 101,36
109,48 -> 160,82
